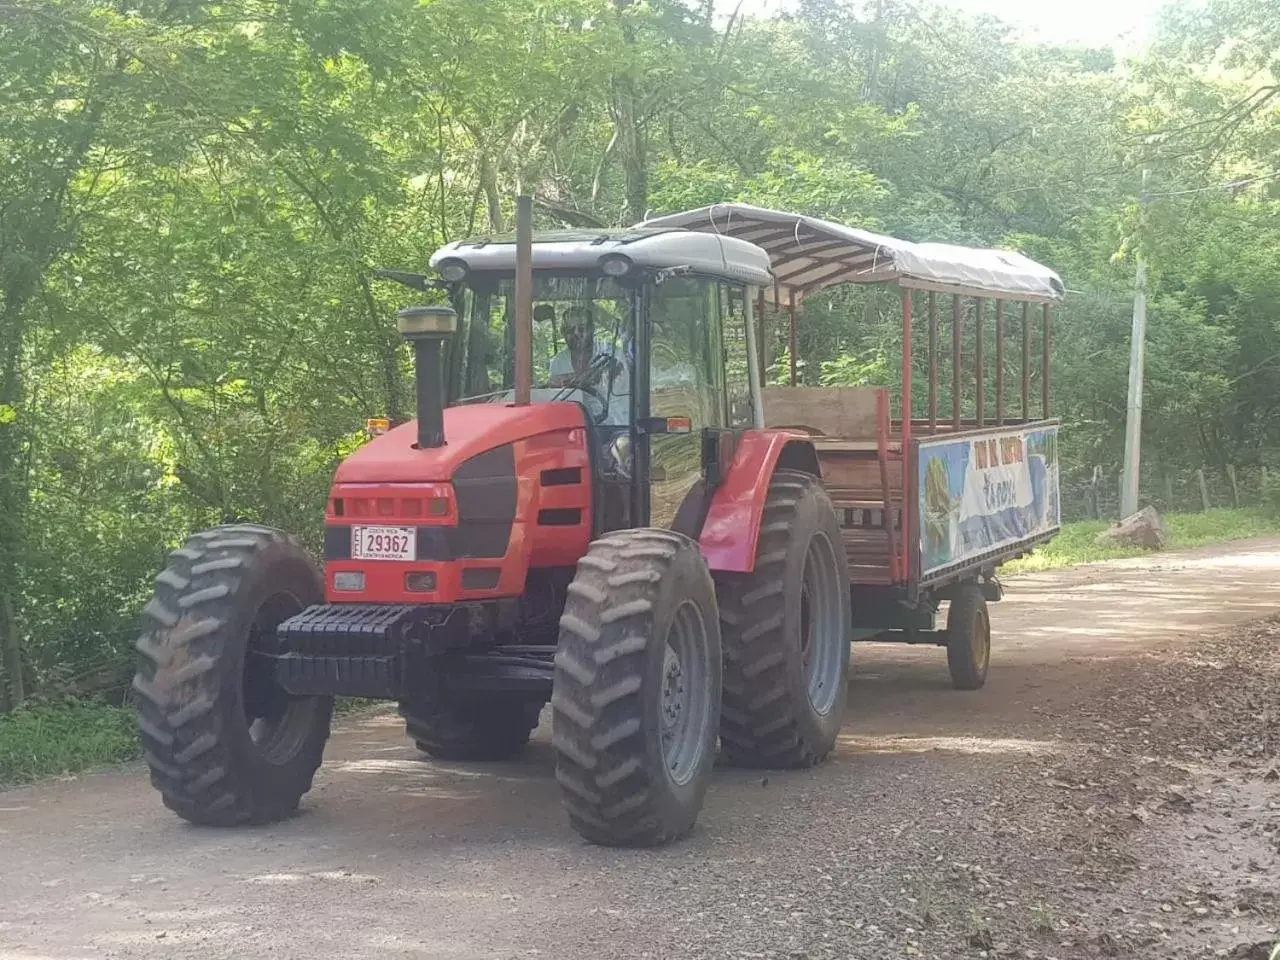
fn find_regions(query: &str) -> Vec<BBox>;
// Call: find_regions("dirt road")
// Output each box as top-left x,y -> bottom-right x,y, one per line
2,540 -> 1278,960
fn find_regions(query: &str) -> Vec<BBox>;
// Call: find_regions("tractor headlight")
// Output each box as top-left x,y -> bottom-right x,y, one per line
404,571 -> 438,593
436,258 -> 468,283
333,572 -> 365,592
598,253 -> 633,278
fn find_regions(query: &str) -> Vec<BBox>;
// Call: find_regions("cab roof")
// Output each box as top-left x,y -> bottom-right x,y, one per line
429,227 -> 774,287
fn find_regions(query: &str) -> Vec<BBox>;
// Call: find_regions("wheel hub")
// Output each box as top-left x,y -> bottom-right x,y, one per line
661,645 -> 686,733
801,532 -> 845,716
242,591 -> 316,764
658,600 -> 712,787
972,608 -> 991,666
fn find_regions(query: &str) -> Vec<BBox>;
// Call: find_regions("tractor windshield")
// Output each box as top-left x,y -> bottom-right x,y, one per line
449,274 -> 635,425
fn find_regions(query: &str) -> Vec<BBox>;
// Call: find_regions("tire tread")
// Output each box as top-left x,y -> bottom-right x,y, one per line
401,698 -> 541,762
946,584 -> 990,691
715,470 -> 850,769
552,530 -> 717,847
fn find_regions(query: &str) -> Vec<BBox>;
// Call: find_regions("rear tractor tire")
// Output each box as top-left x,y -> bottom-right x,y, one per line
945,583 -> 991,691
716,470 -> 853,769
133,524 -> 332,826
401,696 -> 544,762
552,529 -> 722,847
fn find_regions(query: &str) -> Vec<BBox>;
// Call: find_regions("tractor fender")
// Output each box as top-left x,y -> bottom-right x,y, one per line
698,430 -> 820,574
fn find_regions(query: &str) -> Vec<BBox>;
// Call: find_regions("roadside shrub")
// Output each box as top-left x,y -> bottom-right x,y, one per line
0,700 -> 138,786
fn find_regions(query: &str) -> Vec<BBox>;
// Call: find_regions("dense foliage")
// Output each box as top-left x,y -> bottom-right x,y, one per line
2,0 -> 1279,708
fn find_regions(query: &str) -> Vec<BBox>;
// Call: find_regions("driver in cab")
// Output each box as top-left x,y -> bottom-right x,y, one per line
547,305 -> 630,424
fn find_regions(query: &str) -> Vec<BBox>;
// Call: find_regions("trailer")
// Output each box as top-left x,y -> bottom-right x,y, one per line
644,204 -> 1065,688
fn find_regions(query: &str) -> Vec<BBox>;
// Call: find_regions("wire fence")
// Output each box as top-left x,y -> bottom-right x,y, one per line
1063,463 -> 1277,523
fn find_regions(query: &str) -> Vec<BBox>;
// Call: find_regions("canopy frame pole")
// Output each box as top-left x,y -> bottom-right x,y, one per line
951,294 -> 963,429
899,286 -> 913,583
788,287 -> 798,387
974,297 -> 986,427
1042,303 -> 1052,417
1021,302 -> 1031,421
755,287 -> 767,386
927,291 -> 938,434
994,300 -> 1005,425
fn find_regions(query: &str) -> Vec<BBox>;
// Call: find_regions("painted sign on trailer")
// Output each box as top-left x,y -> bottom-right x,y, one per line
917,423 -> 1061,578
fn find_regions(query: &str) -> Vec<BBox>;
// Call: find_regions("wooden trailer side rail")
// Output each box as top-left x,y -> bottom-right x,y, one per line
875,388 -> 900,582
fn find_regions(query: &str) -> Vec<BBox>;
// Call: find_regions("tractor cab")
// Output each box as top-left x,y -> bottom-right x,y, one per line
426,226 -> 772,526
316,225 -> 778,618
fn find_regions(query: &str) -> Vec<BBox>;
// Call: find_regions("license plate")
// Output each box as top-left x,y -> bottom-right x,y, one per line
351,525 -> 416,562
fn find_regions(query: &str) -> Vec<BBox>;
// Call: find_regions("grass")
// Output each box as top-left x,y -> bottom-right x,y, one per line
1004,507 -> 1280,575
1029,902 -> 1056,936
0,700 -> 138,787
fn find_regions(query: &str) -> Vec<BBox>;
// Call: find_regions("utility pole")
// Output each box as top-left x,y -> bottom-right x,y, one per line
1120,169 -> 1150,519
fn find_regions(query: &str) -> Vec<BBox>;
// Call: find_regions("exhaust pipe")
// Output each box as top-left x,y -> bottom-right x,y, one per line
397,305 -> 457,449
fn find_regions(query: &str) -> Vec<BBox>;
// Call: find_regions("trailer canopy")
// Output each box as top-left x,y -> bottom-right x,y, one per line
642,203 -> 1065,304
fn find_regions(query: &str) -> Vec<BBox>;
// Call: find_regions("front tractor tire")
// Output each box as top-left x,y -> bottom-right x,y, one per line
401,696 -> 544,762
133,525 -> 332,826
716,470 -> 853,769
552,529 -> 722,848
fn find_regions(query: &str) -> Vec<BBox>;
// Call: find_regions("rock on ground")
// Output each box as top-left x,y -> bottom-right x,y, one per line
1096,504 -> 1167,550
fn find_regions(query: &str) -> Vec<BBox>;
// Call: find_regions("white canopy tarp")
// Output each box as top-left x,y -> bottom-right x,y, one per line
642,203 -> 1065,303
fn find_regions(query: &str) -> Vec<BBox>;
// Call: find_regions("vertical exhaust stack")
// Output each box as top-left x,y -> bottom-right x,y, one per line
397,305 -> 457,449
513,195 -> 534,406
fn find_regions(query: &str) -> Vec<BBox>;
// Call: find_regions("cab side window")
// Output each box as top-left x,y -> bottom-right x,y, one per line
648,278 -> 723,429
720,284 -> 754,428
647,277 -> 723,527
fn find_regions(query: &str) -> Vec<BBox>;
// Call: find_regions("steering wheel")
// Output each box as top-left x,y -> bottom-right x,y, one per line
553,354 -> 620,423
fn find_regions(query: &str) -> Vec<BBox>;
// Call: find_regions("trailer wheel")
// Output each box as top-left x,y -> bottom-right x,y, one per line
401,696 -> 543,761
552,529 -> 721,847
133,525 -> 332,826
946,583 -> 990,690
715,470 -> 852,769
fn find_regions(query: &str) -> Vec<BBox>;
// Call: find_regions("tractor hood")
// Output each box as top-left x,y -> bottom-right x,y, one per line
334,402 -> 588,484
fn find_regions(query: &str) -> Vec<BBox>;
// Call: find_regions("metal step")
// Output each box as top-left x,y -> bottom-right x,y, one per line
832,498 -> 899,512
847,563 -> 894,584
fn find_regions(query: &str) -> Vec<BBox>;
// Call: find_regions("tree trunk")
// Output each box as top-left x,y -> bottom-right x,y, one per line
478,153 -> 504,234
612,4 -> 648,227
862,0 -> 886,103
0,65 -> 114,710
615,81 -> 648,225
0,285 -> 31,713
0,586 -> 21,712
359,276 -> 402,421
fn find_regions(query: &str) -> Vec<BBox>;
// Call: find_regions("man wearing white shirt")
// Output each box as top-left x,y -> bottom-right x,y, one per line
547,305 -> 631,424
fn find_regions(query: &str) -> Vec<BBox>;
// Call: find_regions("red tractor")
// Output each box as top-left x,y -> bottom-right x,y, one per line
134,199 -> 853,846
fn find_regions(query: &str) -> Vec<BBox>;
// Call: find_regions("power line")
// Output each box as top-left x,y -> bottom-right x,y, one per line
1143,170 -> 1280,198
993,163 -> 1280,203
